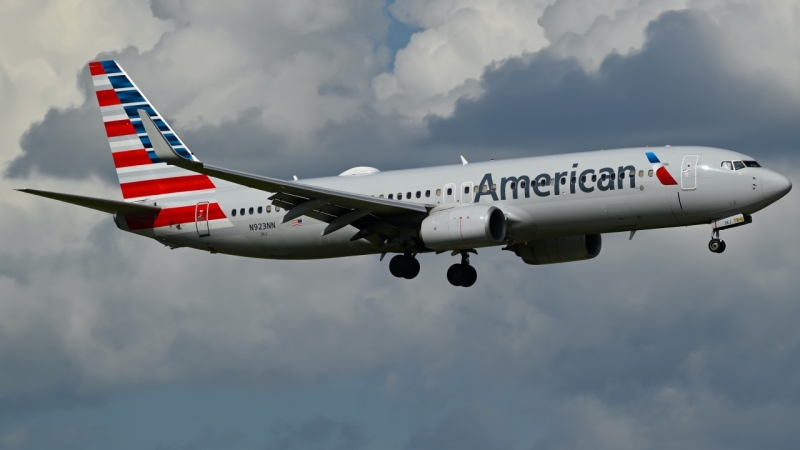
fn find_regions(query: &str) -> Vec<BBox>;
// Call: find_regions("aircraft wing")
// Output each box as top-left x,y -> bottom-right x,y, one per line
16,189 -> 160,215
139,111 -> 429,244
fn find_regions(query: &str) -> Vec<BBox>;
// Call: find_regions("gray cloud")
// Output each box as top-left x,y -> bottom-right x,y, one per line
427,10 -> 800,158
266,415 -> 365,450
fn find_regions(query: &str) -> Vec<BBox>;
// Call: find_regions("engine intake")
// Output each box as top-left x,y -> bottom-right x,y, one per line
420,205 -> 506,250
512,235 -> 602,265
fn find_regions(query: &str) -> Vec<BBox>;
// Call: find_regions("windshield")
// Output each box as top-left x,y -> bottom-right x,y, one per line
733,161 -> 746,170
743,160 -> 761,167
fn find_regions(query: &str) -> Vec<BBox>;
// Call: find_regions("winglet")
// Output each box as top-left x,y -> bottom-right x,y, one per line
138,109 -> 201,168
460,155 -> 468,165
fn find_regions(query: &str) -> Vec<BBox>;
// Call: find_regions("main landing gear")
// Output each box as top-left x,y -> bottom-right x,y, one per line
447,251 -> 477,287
389,253 -> 420,279
708,229 -> 726,254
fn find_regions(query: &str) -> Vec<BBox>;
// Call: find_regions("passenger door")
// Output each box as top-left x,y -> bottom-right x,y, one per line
681,155 -> 698,190
195,201 -> 210,237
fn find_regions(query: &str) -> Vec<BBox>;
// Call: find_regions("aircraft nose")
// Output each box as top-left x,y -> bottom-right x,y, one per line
762,169 -> 792,201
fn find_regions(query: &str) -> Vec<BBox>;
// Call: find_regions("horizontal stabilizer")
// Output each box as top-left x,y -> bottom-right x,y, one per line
16,189 -> 160,215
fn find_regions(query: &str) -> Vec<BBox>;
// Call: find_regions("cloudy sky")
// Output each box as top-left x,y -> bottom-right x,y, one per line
1,0 -> 800,448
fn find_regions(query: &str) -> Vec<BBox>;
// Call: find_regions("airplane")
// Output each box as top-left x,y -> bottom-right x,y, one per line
18,60 -> 793,287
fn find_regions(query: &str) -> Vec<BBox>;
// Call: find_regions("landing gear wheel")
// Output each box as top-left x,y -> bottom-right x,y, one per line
708,239 -> 722,253
461,264 -> 477,287
389,255 -> 420,279
447,263 -> 477,287
404,257 -> 420,279
447,264 -> 464,286
717,240 -> 726,253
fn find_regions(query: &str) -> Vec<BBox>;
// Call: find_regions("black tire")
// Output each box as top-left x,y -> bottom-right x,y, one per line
389,255 -> 407,277
708,239 -> 722,253
461,264 -> 477,287
447,264 -> 463,286
718,240 -> 726,253
404,257 -> 420,279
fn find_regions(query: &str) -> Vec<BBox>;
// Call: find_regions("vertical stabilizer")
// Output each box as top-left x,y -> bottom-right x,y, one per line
89,60 -> 215,203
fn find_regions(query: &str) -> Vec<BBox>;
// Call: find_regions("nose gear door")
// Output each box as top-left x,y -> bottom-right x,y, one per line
681,155 -> 698,190
195,201 -> 210,237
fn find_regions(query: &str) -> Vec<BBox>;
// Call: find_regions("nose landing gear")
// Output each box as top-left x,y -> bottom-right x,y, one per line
708,229 -> 726,254
447,251 -> 478,287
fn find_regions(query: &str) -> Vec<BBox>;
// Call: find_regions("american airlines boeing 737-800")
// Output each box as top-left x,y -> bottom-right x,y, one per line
18,60 -> 793,287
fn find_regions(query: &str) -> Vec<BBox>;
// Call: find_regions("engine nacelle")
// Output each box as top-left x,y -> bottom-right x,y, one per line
420,205 -> 507,250
512,235 -> 602,265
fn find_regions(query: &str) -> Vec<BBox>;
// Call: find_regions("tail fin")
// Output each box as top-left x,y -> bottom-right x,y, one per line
88,60 -> 215,202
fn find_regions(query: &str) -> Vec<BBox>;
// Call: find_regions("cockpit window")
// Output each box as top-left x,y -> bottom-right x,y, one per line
721,161 -> 733,170
733,161 -> 746,170
743,160 -> 761,168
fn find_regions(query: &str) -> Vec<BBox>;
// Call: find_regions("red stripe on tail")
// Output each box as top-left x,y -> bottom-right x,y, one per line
112,149 -> 153,168
96,89 -> 121,107
104,119 -> 137,138
120,175 -> 216,199
89,62 -> 105,76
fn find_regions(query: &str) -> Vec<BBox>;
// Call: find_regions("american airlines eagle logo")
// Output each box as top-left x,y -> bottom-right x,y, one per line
646,152 -> 678,185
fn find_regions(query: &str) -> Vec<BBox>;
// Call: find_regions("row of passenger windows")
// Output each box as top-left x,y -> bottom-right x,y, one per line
230,168 -> 669,218
721,160 -> 760,170
378,170 -> 657,199
230,205 -> 281,217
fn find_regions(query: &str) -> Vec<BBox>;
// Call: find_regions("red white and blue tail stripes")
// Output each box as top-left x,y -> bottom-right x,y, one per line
645,151 -> 678,185
89,60 -> 216,202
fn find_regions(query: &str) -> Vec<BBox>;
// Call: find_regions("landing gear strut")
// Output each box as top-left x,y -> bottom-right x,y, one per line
447,251 -> 477,287
708,229 -> 726,254
389,253 -> 420,279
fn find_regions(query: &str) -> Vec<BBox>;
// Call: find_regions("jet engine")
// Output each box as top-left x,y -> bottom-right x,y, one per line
512,234 -> 602,265
420,205 -> 507,250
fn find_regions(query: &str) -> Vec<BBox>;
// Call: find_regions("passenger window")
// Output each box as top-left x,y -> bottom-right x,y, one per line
648,169 -> 654,177
638,170 -> 644,178
388,194 -> 393,199
398,193 -> 403,200
379,194 -> 384,198
407,192 -> 412,199
629,171 -> 635,178
266,205 -> 271,213
540,179 -> 546,187
481,185 -> 488,193
721,161 -> 733,170
570,176 -> 576,184
491,183 -> 497,190
275,206 -> 281,212
231,209 -> 237,217
560,177 -> 566,185
435,189 -> 441,196
425,190 -> 431,197
249,207 -> 254,215
610,173 -> 616,180
240,208 -> 245,216
446,188 -> 452,195
580,175 -> 586,183
620,172 -> 625,179
473,186 -> 478,193
520,181 -> 526,189
416,191 -> 421,198
733,161 -> 746,170
258,206 -> 263,214
601,174 -> 607,181
592,175 -> 597,182
464,186 -> 469,194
